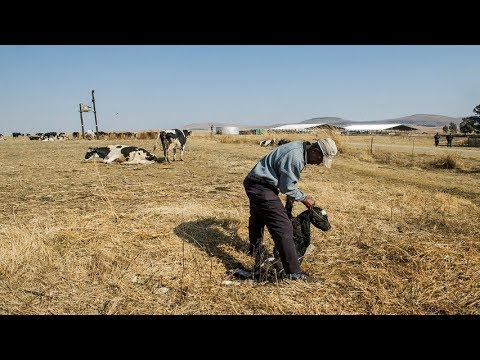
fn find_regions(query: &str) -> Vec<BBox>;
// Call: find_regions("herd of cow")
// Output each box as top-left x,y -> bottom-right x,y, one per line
3,129 -> 287,166
9,132 -> 67,141
83,129 -> 192,165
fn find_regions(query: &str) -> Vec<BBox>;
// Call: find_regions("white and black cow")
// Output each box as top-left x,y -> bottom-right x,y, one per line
41,132 -> 57,141
260,138 -> 276,147
56,132 -> 67,140
153,129 -> 192,163
84,145 -> 159,165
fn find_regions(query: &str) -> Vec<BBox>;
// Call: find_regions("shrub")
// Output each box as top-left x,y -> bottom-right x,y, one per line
429,154 -> 462,169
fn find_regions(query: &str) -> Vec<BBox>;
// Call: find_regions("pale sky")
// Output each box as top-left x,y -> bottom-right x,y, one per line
1,45 -> 479,134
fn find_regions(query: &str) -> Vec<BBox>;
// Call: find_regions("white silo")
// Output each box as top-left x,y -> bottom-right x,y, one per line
215,126 -> 240,135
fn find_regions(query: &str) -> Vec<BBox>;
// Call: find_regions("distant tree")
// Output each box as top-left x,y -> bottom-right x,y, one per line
442,125 -> 449,133
449,122 -> 458,133
460,103 -> 480,134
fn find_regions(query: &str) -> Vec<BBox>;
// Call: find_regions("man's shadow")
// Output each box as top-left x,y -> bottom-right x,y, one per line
174,217 -> 248,271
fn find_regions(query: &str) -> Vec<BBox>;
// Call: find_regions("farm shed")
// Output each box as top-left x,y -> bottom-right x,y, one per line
271,123 -> 341,133
239,128 -> 266,135
252,128 -> 265,135
343,124 -> 417,134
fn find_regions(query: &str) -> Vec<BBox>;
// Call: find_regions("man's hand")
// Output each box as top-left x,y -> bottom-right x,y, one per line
301,195 -> 315,209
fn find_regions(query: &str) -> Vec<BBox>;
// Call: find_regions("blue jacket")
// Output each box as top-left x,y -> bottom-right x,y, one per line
247,141 -> 308,201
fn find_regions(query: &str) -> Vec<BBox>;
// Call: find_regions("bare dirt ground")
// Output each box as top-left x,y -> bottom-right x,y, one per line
0,132 -> 479,314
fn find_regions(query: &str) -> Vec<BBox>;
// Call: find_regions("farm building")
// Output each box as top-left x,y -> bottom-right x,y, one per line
239,128 -> 266,135
270,123 -> 342,133
343,124 -> 417,134
252,128 -> 265,135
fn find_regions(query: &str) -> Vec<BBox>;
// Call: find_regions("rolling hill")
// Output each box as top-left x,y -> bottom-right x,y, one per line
184,114 -> 464,131
300,114 -> 463,128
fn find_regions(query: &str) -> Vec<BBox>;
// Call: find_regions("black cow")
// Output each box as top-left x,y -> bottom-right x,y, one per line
153,129 -> 192,163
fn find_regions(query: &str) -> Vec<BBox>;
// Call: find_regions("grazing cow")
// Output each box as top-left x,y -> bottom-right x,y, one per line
0,134 -> 5,140
96,131 -> 108,139
153,129 -> 192,163
260,138 -> 276,147
231,197 -> 331,282
72,132 -> 79,139
56,132 -> 67,140
84,130 -> 95,140
41,132 -> 57,141
84,145 -> 159,165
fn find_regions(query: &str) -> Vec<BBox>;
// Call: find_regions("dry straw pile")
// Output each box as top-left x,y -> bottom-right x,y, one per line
0,131 -> 479,314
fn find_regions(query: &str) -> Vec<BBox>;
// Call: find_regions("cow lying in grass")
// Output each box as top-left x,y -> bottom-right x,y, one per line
83,145 -> 160,165
232,197 -> 331,282
260,138 -> 276,147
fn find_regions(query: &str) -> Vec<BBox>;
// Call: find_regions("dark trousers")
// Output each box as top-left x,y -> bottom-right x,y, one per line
243,177 -> 300,274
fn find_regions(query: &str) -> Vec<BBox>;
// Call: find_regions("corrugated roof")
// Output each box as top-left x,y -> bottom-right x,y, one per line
271,123 -> 324,130
344,124 -> 404,131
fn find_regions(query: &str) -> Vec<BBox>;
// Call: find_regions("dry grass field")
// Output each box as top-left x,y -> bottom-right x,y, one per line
1,131 -> 479,315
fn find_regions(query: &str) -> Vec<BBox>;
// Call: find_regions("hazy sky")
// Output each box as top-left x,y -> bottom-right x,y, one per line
1,45 -> 479,134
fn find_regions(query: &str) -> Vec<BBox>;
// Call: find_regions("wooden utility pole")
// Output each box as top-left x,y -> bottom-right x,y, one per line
91,90 -> 99,139
79,103 -> 85,138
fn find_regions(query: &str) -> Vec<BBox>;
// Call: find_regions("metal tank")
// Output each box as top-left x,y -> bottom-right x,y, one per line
215,126 -> 239,135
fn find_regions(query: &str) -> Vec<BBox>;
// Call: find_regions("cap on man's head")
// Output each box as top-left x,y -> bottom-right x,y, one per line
316,138 -> 338,168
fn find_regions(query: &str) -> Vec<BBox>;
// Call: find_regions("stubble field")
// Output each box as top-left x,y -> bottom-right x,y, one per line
1,131 -> 479,314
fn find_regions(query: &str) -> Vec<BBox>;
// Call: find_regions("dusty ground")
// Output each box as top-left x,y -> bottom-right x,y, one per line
0,132 -> 479,314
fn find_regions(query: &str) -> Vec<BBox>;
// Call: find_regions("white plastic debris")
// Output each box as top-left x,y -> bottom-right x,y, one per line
153,287 -> 169,294
221,280 -> 241,286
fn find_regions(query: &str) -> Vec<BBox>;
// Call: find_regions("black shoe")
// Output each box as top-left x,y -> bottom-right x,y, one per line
231,268 -> 255,280
285,272 -> 313,282
231,268 -> 263,281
